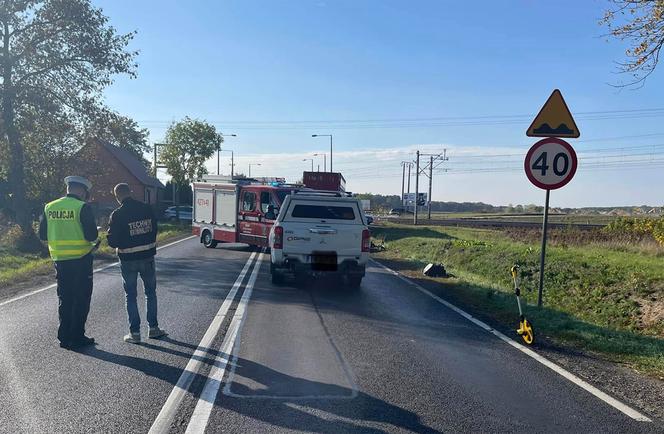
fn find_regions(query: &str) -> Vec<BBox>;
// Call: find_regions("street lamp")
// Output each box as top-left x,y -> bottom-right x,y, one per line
248,163 -> 261,178
218,133 -> 237,175
313,153 -> 326,172
219,149 -> 235,178
302,158 -> 314,172
312,134 -> 332,172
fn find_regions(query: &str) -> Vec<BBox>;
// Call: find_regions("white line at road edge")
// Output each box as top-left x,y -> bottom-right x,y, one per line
0,235 -> 196,309
148,250 -> 258,434
370,260 -> 653,423
185,251 -> 265,434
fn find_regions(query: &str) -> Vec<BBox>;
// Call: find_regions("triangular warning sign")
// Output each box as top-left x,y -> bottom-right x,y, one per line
526,89 -> 580,138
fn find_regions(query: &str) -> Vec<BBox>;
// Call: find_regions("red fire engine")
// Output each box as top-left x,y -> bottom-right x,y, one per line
192,175 -> 301,248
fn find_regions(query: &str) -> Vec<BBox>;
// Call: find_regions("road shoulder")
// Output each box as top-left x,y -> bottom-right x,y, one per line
373,257 -> 664,423
0,232 -> 193,304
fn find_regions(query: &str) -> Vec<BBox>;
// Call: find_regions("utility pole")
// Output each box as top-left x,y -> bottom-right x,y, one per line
401,162 -> 406,205
408,148 -> 449,221
428,155 -> 433,219
414,151 -> 420,225
218,133 -> 237,175
153,143 -> 169,204
407,163 -> 411,195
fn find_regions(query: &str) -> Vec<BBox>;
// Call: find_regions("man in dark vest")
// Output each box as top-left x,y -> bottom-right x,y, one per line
39,176 -> 99,349
107,183 -> 167,344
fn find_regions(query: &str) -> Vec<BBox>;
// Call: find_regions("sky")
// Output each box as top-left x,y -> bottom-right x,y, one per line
95,0 -> 664,207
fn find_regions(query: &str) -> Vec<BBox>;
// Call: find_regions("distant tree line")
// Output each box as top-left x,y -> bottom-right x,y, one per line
354,193 -> 545,213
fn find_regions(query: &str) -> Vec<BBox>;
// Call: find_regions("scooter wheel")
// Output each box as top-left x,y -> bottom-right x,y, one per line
520,318 -> 534,345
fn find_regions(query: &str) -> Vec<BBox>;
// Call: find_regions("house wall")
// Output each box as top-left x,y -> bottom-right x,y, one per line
77,142 -> 149,213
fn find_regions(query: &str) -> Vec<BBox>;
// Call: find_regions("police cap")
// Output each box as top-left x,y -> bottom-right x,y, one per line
64,176 -> 92,191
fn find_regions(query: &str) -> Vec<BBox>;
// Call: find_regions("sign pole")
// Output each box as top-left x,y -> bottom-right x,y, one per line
537,189 -> 550,308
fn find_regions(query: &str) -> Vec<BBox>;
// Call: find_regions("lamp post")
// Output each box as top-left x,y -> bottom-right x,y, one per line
312,134 -> 332,172
218,133 -> 237,175
303,158 -> 314,172
219,149 -> 235,178
313,153 -> 326,172
248,163 -> 261,178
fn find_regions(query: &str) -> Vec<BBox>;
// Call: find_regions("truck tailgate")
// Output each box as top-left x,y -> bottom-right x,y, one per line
283,222 -> 362,257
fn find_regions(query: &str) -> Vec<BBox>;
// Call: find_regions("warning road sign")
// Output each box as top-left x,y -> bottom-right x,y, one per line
526,89 -> 580,138
524,137 -> 577,190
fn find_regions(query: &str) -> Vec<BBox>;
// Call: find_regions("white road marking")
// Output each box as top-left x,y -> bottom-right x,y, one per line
0,235 -> 196,308
184,251 -> 265,434
370,260 -> 653,423
148,250 -> 258,434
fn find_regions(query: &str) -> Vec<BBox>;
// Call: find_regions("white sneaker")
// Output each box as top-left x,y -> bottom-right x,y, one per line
148,327 -> 168,339
123,332 -> 141,344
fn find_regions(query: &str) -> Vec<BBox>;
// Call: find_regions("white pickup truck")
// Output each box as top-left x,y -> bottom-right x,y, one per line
268,192 -> 371,288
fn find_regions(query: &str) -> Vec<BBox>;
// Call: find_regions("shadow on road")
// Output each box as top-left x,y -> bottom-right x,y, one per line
221,356 -> 442,434
75,337 -> 441,433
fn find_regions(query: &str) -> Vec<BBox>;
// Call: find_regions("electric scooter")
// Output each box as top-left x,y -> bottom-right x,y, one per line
510,265 -> 534,345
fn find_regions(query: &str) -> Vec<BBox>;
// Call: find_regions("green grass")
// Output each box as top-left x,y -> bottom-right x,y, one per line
371,223 -> 664,378
0,223 -> 191,289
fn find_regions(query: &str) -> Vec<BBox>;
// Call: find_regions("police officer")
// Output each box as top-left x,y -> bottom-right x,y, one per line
39,176 -> 99,349
107,183 -> 167,344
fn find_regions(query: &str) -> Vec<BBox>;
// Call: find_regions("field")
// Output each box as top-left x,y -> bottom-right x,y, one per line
370,222 -> 664,378
385,212 -> 622,226
0,223 -> 191,290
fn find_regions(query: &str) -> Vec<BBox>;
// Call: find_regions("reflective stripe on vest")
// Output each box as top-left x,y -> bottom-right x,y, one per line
45,197 -> 95,261
117,242 -> 157,254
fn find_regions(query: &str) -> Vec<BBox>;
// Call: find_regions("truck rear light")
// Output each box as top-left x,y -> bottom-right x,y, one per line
361,229 -> 371,252
273,226 -> 283,249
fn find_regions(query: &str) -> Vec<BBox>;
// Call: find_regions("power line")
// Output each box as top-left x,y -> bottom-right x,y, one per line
136,108 -> 664,130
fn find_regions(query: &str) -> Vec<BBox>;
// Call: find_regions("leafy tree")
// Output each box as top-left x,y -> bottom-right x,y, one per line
84,109 -> 150,165
161,117 -> 222,219
602,0 -> 664,86
0,0 -> 137,250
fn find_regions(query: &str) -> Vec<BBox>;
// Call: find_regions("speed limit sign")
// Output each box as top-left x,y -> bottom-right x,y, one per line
524,137 -> 577,190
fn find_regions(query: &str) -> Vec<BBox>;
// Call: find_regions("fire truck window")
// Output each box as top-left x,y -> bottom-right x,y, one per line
260,192 -> 271,214
242,192 -> 256,211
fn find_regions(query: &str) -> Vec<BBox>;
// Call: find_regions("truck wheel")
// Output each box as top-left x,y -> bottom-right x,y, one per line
202,230 -> 218,248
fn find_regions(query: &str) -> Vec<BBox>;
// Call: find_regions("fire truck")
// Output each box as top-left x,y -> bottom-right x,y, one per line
192,175 -> 302,248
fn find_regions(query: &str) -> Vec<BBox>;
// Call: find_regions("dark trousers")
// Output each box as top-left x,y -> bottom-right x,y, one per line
54,254 -> 93,343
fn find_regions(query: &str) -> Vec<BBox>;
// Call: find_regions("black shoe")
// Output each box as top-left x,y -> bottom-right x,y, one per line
70,336 -> 95,348
59,341 -> 72,349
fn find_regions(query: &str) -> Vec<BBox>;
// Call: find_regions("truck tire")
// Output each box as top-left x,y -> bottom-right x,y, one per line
202,230 -> 218,248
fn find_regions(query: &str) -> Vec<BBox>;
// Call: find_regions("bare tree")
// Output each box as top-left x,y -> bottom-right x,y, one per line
602,0 -> 664,86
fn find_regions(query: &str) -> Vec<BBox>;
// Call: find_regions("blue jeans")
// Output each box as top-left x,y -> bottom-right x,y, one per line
120,257 -> 158,333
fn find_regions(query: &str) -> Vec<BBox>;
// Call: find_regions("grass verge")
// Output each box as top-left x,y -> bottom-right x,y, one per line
371,223 -> 664,379
0,223 -> 192,289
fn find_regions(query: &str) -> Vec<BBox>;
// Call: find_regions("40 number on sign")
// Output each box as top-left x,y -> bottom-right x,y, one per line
524,138 -> 577,190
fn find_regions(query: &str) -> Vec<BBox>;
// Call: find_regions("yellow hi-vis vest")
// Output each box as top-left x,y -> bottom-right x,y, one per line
44,196 -> 95,261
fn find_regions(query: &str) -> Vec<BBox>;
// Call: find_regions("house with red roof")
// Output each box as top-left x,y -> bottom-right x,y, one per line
77,138 -> 165,212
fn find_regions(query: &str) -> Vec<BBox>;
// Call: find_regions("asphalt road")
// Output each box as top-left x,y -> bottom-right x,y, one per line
0,238 -> 659,433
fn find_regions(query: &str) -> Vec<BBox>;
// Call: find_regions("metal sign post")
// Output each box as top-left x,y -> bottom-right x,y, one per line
537,189 -> 550,307
524,137 -> 578,307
